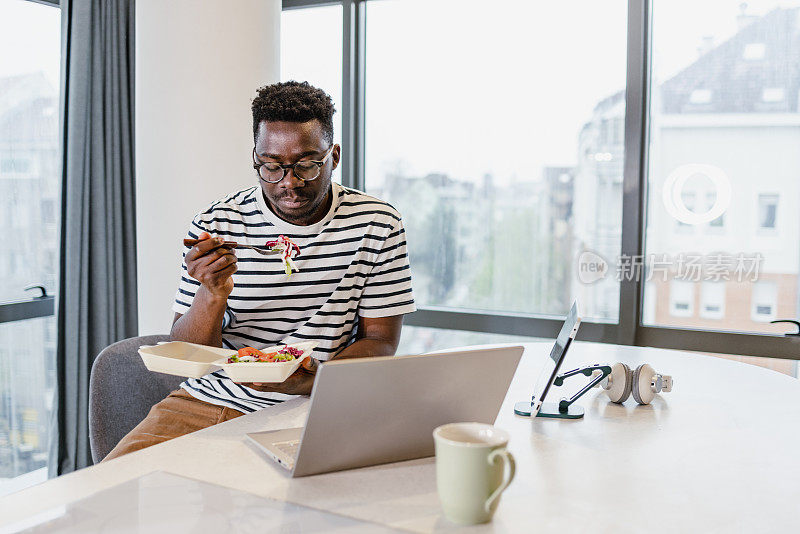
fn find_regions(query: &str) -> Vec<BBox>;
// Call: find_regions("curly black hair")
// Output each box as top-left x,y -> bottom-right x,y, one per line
251,81 -> 336,144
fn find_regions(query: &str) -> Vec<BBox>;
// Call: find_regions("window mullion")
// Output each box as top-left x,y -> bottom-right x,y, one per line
619,0 -> 650,346
341,0 -> 365,190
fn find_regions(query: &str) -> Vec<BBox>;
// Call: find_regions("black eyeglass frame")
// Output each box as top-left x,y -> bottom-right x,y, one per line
252,145 -> 336,184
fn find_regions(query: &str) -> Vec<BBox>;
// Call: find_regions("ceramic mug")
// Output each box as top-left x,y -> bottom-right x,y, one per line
433,422 -> 516,525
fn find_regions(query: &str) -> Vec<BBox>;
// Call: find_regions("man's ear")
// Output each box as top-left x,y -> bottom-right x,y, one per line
330,144 -> 341,171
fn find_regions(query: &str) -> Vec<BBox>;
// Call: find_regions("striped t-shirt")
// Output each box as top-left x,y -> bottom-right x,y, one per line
173,182 -> 416,413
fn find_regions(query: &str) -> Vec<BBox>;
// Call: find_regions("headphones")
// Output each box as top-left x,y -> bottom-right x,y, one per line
594,363 -> 673,405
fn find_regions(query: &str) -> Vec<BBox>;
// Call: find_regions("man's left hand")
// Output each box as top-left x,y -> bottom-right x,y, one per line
243,356 -> 320,395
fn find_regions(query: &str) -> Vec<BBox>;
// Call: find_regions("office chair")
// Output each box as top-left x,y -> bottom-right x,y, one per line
88,334 -> 182,463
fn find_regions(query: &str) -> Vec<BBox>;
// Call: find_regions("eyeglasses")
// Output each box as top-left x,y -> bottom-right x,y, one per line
252,145 -> 335,184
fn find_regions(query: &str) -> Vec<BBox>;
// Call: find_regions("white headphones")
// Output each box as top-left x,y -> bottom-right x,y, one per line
594,363 -> 673,405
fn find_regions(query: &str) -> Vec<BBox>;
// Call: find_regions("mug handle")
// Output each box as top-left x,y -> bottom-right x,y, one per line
484,448 -> 516,514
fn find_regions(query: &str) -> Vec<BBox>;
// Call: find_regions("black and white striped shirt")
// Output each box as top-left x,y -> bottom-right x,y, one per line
173,183 -> 416,412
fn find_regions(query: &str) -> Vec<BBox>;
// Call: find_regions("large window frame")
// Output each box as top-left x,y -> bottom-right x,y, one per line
0,0 -> 61,494
282,0 -> 800,360
0,0 -> 59,328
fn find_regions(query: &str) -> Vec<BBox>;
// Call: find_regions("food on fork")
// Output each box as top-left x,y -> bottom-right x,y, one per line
227,345 -> 306,363
266,235 -> 301,276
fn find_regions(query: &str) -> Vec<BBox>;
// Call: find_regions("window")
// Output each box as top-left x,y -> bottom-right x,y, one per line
280,4 -> 343,184
363,0 -> 627,322
700,282 -> 725,319
644,1 -> 799,339
706,192 -> 724,228
283,0 -> 800,359
669,280 -> 694,317
751,281 -> 777,322
689,89 -> 712,104
762,88 -> 785,103
757,194 -> 778,230
676,190 -> 696,228
0,0 -> 61,494
0,158 -> 31,174
742,42 -> 765,60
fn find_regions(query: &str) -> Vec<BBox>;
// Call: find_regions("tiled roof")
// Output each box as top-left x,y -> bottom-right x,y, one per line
660,7 -> 800,114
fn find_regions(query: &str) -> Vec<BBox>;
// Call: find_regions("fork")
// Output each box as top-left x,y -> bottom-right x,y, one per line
183,238 -> 279,256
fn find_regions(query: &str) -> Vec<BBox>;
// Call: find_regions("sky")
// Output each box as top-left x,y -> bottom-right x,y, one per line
363,0 -> 628,186
0,0 -> 60,87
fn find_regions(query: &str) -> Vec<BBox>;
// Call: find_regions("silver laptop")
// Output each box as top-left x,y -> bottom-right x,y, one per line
246,345 -> 524,477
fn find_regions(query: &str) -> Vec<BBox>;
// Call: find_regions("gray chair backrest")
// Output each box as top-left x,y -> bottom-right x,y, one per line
89,335 -> 183,463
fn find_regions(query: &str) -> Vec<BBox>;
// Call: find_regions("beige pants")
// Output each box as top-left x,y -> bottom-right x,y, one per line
103,389 -> 244,462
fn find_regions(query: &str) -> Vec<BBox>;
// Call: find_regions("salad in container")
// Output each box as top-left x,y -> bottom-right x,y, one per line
217,341 -> 317,383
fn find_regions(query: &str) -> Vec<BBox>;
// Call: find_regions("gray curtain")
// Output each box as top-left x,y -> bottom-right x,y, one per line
50,0 -> 137,476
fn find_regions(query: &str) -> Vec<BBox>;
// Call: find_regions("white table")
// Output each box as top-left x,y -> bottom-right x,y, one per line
2,342 -> 800,533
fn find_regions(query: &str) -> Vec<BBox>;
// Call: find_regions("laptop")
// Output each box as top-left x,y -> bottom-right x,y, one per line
246,345 -> 524,477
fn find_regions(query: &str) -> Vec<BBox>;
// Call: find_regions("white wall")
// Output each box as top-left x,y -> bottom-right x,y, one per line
648,123 -> 800,274
136,0 -> 280,334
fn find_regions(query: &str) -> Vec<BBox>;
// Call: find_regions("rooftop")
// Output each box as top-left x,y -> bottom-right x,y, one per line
660,7 -> 800,114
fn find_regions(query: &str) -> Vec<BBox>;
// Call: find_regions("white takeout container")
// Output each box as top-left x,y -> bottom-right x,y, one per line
138,341 -> 229,378
138,340 -> 318,383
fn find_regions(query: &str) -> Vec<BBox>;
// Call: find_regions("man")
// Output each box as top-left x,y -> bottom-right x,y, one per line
104,81 -> 415,460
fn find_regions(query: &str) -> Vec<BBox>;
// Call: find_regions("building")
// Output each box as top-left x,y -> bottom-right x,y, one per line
572,90 -> 625,322
649,6 -> 800,333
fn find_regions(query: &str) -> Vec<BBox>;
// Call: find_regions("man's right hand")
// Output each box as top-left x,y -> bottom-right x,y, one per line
185,231 -> 237,298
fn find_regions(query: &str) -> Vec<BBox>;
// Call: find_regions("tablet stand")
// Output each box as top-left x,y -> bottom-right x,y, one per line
514,364 -> 612,419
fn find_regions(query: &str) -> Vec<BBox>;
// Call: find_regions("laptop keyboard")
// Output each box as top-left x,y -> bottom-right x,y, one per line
274,440 -> 300,457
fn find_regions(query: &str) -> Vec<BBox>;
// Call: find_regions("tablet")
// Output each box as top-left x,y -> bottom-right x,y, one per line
529,301 -> 581,417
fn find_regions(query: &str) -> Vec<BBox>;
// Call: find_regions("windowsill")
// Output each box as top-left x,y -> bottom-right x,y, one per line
0,467 -> 47,498
751,315 -> 777,323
